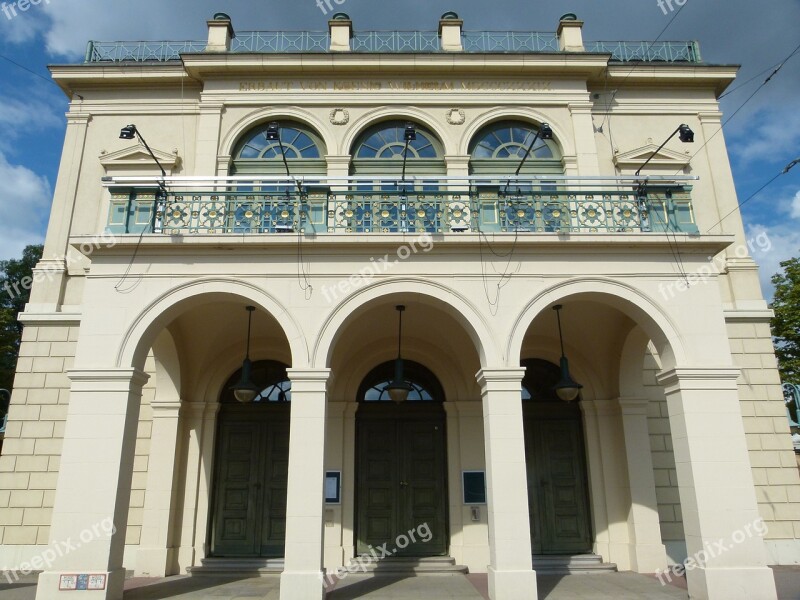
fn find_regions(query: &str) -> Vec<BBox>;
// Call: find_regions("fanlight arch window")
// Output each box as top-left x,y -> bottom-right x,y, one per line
469,121 -> 563,175
520,358 -> 563,402
231,121 -> 327,176
358,360 -> 445,402
220,360 -> 292,404
351,121 -> 446,177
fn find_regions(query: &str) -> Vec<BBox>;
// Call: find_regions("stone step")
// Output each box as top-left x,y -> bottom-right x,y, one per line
346,556 -> 469,575
532,554 -> 618,575
187,557 -> 284,577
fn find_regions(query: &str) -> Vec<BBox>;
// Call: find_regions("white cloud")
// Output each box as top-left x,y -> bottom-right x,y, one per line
746,223 -> 800,301
791,191 -> 800,220
0,152 -> 50,260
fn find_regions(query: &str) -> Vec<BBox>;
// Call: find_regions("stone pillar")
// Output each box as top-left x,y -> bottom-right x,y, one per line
557,15 -> 584,52
135,400 -> 181,577
29,112 -> 91,313
439,13 -> 464,52
477,368 -> 537,600
329,16 -> 353,52
35,369 -> 149,600
280,369 -> 331,600
569,102 -> 601,176
656,368 -> 778,600
206,13 -> 235,52
617,398 -> 668,572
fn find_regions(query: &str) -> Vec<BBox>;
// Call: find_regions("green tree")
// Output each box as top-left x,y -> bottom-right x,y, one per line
771,255 -> 800,385
0,245 -> 43,391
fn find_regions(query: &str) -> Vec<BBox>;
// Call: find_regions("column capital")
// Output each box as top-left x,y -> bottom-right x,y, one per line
656,367 -> 741,392
67,368 -> 149,390
151,400 -> 182,416
476,367 -> 526,390
288,368 -> 331,394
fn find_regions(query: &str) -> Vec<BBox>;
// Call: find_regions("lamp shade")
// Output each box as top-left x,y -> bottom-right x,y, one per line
232,357 -> 260,403
554,356 -> 582,402
386,357 -> 413,403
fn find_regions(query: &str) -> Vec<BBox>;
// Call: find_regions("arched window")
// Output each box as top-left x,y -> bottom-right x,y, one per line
521,358 -> 562,402
351,120 -> 445,177
220,360 -> 292,403
469,121 -> 563,175
358,360 -> 445,402
232,121 -> 327,175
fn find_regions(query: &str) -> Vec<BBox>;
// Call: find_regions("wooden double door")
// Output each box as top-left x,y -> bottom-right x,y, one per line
356,407 -> 448,556
211,406 -> 290,557
524,405 -> 593,555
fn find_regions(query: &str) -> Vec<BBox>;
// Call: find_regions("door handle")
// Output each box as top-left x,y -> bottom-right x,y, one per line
400,481 -> 409,487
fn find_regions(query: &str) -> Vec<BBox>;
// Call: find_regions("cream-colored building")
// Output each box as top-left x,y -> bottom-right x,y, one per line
0,11 -> 798,600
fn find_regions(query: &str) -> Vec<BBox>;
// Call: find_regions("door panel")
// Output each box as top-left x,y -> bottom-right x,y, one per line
212,414 -> 289,558
357,415 -> 447,556
525,416 -> 592,555
213,423 -> 261,556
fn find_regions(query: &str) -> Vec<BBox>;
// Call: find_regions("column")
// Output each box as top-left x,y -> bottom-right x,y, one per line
477,369 -> 537,600
29,113 -> 91,313
135,400 -> 181,577
280,369 -> 331,600
35,369 -> 149,600
656,368 -> 778,600
618,397 -> 668,572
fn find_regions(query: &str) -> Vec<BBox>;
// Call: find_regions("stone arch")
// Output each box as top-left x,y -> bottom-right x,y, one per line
342,107 -> 453,157
220,106 -> 335,159
117,278 -> 308,372
312,278 -> 500,369
508,278 -> 686,371
459,107 -> 573,157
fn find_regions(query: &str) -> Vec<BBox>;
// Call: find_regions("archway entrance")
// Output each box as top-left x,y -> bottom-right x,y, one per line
355,360 -> 448,557
522,359 -> 592,555
210,361 -> 292,558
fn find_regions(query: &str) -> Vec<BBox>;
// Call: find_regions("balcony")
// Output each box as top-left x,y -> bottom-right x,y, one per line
103,176 -> 699,237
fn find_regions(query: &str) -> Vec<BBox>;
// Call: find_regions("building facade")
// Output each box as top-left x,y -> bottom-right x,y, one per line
0,11 -> 798,600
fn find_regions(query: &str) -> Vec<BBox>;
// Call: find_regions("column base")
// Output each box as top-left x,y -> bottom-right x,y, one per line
629,542 -> 668,573
279,570 -> 325,600
488,566 -> 538,600
687,565 -> 777,600
36,569 -> 125,600
134,546 -> 176,577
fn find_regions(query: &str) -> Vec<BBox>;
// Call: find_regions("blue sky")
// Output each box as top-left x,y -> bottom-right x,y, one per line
0,0 -> 798,297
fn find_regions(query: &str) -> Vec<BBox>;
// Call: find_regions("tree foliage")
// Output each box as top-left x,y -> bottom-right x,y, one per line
771,255 -> 800,385
0,245 -> 43,391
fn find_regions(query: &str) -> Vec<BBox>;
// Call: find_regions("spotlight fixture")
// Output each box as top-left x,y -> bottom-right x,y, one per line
635,123 -> 695,177
265,121 -> 281,141
231,306 -> 260,403
552,305 -> 583,402
118,124 -> 167,179
401,123 -> 417,182
386,305 -> 413,404
265,121 -> 303,198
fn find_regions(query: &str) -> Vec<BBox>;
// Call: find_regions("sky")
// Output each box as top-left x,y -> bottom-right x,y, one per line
0,0 -> 798,298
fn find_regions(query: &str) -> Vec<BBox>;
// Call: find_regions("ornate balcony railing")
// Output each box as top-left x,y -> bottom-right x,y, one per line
84,33 -> 702,63
585,40 -> 701,63
104,177 -> 698,236
352,31 -> 441,53
462,32 -> 559,53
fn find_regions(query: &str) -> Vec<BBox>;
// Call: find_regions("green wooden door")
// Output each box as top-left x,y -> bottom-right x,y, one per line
525,416 -> 592,555
211,412 -> 289,557
357,411 -> 448,556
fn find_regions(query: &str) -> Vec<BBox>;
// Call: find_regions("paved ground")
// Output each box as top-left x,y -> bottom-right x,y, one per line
1,568 -> 798,600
